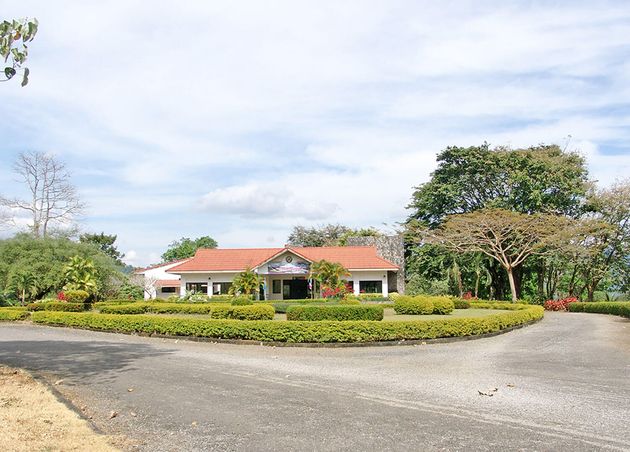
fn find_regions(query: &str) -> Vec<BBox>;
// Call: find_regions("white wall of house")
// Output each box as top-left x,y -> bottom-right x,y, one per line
179,272 -> 240,297
139,261 -> 186,300
346,270 -> 389,297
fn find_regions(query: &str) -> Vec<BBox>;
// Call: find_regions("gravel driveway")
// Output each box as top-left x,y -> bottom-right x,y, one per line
1,312 -> 629,451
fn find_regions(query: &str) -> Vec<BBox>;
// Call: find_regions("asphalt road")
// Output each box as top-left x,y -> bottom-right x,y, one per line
1,312 -> 629,451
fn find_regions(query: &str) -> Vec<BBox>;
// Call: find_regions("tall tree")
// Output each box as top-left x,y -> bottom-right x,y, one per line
287,224 -> 381,247
161,236 -> 218,262
80,232 -> 124,264
425,209 -> 566,302
1,18 -> 38,86
0,151 -> 84,237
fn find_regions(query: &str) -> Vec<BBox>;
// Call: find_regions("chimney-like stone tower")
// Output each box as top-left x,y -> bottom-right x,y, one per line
346,235 -> 405,294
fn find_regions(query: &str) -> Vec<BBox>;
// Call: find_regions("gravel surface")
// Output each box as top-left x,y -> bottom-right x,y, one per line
0,312 -> 629,451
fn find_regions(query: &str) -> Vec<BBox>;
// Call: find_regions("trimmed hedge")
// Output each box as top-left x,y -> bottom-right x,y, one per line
453,299 -> 471,309
26,302 -> 85,312
432,298 -> 455,315
96,299 -> 142,306
394,296 -> 434,315
63,290 -> 90,304
272,299 -> 360,313
98,302 -> 274,320
286,305 -> 384,321
568,302 -> 630,318
0,308 -> 30,320
30,304 -> 543,343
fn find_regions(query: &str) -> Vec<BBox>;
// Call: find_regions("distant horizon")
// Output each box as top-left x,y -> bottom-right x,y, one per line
2,1 -> 629,266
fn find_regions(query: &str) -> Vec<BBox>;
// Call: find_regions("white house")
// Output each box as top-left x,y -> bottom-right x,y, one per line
167,246 -> 400,300
134,259 -> 190,299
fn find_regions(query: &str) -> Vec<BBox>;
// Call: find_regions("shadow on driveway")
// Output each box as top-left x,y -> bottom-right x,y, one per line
0,339 -> 174,383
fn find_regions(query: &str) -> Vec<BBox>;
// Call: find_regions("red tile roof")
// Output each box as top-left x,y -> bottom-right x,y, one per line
168,246 -> 398,272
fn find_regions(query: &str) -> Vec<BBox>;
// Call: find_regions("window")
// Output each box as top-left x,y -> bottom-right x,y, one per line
186,282 -> 207,294
272,280 -> 281,294
359,281 -> 382,294
161,287 -> 177,294
213,282 -> 232,295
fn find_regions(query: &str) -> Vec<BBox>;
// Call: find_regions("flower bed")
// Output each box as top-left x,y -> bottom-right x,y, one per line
543,297 -> 578,311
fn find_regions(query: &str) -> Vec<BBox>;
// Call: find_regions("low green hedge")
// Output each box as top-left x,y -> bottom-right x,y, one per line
31,304 -> 543,343
286,305 -> 384,321
453,299 -> 471,309
95,299 -> 142,306
432,298 -> 455,315
568,302 -> 630,318
394,296 -> 435,315
0,308 -> 30,320
98,302 -> 274,320
272,299 -> 360,313
62,290 -> 90,304
469,301 -> 532,310
26,302 -> 85,312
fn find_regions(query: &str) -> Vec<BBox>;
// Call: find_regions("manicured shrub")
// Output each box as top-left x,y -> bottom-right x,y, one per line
100,304 -> 149,314
231,296 -> 253,306
431,297 -> 455,315
31,304 -> 543,343
210,304 -> 274,320
26,302 -> 46,311
44,302 -> 85,312
0,308 -> 30,320
286,305 -> 384,321
349,294 -> 389,302
453,298 -> 471,309
95,299 -> 142,306
394,296 -> 434,315
63,290 -> 90,304
568,301 -> 630,318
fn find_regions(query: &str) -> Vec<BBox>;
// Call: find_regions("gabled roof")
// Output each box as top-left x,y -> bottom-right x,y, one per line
135,258 -> 190,274
168,246 -> 398,273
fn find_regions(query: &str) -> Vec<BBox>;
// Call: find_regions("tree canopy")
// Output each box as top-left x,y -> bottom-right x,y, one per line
287,224 -> 382,247
161,236 -> 218,262
80,232 -> 124,264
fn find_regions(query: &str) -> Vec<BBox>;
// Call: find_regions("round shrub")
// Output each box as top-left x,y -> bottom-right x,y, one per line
453,298 -> 471,309
431,297 -> 455,315
26,302 -> 46,311
231,296 -> 253,306
63,290 -> 90,304
393,296 -> 434,315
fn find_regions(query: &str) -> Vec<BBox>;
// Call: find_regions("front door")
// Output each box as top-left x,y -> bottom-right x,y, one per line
283,279 -> 308,299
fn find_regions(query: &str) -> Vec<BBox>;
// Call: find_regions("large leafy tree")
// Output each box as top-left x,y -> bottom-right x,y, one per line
287,224 -> 381,247
161,236 -> 218,262
0,234 -> 123,301
425,209 -> 566,302
80,232 -> 124,264
1,18 -> 38,86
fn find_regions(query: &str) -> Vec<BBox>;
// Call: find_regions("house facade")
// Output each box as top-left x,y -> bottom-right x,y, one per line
134,259 -> 189,299
168,246 -> 400,300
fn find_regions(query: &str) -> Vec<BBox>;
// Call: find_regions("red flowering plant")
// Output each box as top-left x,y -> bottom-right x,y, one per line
544,297 -> 579,311
57,292 -> 67,302
462,291 -> 478,300
321,286 -> 348,299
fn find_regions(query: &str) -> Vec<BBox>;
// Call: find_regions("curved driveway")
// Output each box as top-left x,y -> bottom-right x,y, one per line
1,312 -> 629,451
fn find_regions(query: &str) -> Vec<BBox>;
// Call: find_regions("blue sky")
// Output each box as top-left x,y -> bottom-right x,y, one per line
1,1 -> 630,266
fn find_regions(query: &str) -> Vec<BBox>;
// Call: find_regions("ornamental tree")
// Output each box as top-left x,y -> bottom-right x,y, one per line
425,209 -> 566,302
229,268 -> 261,297
310,260 -> 350,292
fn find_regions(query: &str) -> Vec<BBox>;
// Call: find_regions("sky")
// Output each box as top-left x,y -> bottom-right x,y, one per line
1,1 -> 629,266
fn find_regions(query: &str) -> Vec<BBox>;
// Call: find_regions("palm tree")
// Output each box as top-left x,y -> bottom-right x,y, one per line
310,260 -> 350,291
229,268 -> 261,297
12,271 -> 34,305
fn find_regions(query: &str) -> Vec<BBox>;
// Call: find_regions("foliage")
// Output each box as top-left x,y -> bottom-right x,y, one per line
210,304 -> 275,320
31,305 -> 543,343
0,308 -> 29,320
26,302 -> 84,312
310,260 -> 350,293
228,268 -> 261,296
0,234 -> 124,301
393,296 -> 435,315
79,233 -> 124,264
97,302 -> 273,320
182,292 -> 211,303
230,296 -> 253,306
287,224 -> 382,247
543,297 -> 577,311
286,305 -> 384,321
567,301 -> 630,318
10,270 -> 35,305
0,18 -> 38,86
431,297 -> 455,314
161,236 -> 217,262
62,290 -> 89,304
424,209 -> 566,302
63,256 -> 98,294
453,299 -> 471,309
115,282 -> 143,300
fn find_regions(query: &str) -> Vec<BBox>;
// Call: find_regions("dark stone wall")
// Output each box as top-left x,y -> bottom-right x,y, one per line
346,235 -> 405,294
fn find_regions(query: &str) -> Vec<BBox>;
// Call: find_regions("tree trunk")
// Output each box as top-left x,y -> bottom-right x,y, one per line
506,267 -> 518,303
474,270 -> 480,298
536,258 -> 545,301
21,288 -> 25,306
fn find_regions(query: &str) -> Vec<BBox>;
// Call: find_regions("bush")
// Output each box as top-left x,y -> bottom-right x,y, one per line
26,302 -> 46,311
0,308 -> 30,321
26,302 -> 84,312
453,298 -> 471,309
61,290 -> 90,304
543,297 -> 578,311
231,296 -> 253,306
349,294 -> 389,302
98,302 -> 272,319
431,297 -> 455,315
568,301 -> 630,318
95,299 -> 142,306
210,304 -> 275,320
31,304 -> 543,343
393,296 -> 434,315
100,304 -> 149,314
286,305 -> 384,321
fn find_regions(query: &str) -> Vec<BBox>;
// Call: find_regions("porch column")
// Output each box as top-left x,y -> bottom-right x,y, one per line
353,280 -> 360,296
180,276 -> 186,298
264,275 -> 270,301
207,277 -> 212,298
382,274 -> 388,297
